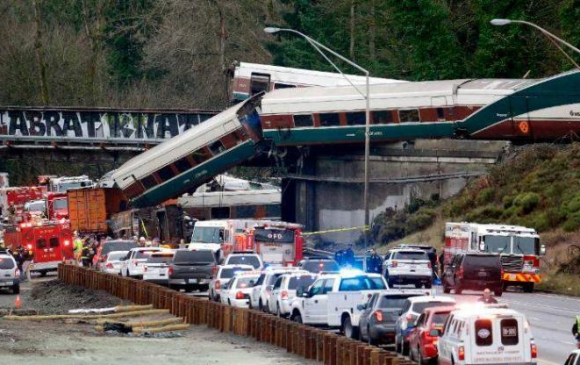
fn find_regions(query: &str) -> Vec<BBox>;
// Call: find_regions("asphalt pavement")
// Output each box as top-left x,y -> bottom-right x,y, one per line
437,287 -> 578,365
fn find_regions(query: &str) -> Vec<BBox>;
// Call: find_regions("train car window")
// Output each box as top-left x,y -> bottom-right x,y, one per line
293,114 -> 314,127
49,237 -> 59,248
141,175 -> 158,189
436,107 -> 445,120
211,207 -> 230,219
124,182 -> 145,198
36,238 -> 47,249
158,165 -> 176,181
250,72 -> 270,95
346,112 -> 366,125
319,113 -> 340,127
399,109 -> 420,123
208,140 -> 226,155
191,148 -> 211,164
174,157 -> 193,173
372,111 -> 394,124
274,83 -> 297,90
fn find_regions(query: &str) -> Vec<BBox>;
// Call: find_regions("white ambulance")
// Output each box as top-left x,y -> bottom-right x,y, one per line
437,305 -> 537,365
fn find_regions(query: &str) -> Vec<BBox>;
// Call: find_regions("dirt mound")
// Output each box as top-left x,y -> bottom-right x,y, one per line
29,280 -> 127,314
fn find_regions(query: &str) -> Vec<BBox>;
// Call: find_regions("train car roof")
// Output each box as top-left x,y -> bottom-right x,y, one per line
236,62 -> 405,86
110,101 -> 249,183
178,189 -> 281,208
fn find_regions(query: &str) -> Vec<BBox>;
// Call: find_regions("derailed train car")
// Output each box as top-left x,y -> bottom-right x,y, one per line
111,68 -> 580,208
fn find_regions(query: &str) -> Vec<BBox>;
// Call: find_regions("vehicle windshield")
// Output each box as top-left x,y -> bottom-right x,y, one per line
483,235 -> 511,254
513,236 -> 539,255
53,198 -> 68,210
412,301 -> 454,313
0,256 -> 15,269
288,275 -> 317,290
379,295 -> 420,309
339,276 -> 387,291
220,267 -> 253,278
147,254 -> 174,264
103,241 -> 137,256
302,260 -> 340,273
236,277 -> 258,288
175,250 -> 216,264
254,228 -> 294,243
227,256 -> 261,269
191,227 -> 224,244
107,251 -> 128,261
26,201 -> 46,213
432,313 -> 451,327
393,251 -> 428,260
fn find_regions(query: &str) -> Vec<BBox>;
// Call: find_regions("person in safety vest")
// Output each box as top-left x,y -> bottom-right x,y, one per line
365,249 -> 383,273
80,239 -> 93,267
73,231 -> 84,263
572,315 -> 580,342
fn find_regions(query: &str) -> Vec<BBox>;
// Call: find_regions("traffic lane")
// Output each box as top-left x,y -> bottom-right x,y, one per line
436,287 -> 576,365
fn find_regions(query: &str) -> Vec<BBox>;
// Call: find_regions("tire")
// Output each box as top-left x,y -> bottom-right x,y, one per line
502,281 -> 509,291
292,313 -> 303,324
367,326 -> 377,346
425,282 -> 432,289
523,283 -> 534,293
12,284 -> 20,295
342,317 -> 359,339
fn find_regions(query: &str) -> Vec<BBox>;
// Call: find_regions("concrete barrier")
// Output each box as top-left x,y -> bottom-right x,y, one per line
58,264 -> 414,365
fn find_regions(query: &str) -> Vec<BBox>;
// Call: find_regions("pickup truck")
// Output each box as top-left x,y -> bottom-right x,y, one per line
168,249 -> 218,292
290,271 -> 389,338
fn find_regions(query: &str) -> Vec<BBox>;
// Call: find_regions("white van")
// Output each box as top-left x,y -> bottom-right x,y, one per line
437,306 -> 538,365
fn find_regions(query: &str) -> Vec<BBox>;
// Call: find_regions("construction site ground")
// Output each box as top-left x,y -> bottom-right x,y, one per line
0,274 -> 314,365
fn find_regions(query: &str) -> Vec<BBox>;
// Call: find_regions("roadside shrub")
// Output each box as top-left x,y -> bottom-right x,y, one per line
567,193 -> 580,214
513,192 -> 541,214
465,205 -> 503,223
502,195 -> 514,209
406,208 -> 436,232
476,188 -> 495,205
501,205 -> 520,219
563,212 -> 580,232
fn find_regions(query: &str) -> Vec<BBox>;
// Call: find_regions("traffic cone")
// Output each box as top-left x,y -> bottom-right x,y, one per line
14,295 -> 22,309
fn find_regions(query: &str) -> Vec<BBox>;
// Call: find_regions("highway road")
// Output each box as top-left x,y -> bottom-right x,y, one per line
440,287 -> 578,365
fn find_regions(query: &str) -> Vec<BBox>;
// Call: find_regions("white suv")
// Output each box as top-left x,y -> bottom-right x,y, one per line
383,249 -> 432,289
120,247 -> 162,278
250,266 -> 304,312
0,252 -> 20,294
223,253 -> 263,270
209,264 -> 254,302
268,272 -> 317,316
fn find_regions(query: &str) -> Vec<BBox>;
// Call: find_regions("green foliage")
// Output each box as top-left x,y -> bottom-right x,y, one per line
513,192 -> 541,214
476,188 -> 495,205
567,192 -> 580,214
563,212 -> 580,232
372,202 -> 437,244
502,195 -> 514,208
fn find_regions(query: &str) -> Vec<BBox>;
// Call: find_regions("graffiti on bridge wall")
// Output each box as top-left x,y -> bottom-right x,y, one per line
0,109 -> 216,140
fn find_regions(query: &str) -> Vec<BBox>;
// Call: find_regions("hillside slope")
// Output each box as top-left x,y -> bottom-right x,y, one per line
372,143 -> 580,295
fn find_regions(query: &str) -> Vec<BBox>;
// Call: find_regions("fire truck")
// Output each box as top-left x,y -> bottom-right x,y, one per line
0,186 -> 47,223
233,222 -> 304,266
444,222 -> 545,293
48,175 -> 94,193
2,219 -> 74,275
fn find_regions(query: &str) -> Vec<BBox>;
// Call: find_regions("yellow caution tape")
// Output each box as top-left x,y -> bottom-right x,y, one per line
302,226 -> 370,236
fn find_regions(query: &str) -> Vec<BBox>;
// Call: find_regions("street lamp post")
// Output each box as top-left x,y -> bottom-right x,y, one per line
264,27 -> 371,247
490,19 -> 580,67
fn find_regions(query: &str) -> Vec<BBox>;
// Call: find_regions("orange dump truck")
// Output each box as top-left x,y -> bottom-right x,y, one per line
67,188 -> 126,234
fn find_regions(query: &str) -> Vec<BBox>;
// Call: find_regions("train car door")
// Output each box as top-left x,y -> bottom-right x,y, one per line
509,95 -> 534,140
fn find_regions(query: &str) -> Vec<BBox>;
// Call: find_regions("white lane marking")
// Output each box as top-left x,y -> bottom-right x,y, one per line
503,299 -> 578,314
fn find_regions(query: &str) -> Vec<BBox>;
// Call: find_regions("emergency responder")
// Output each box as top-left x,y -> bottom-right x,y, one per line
139,237 -> 148,247
80,240 -> 93,267
366,248 -> 383,273
478,288 -> 498,304
13,246 -> 24,272
572,315 -> 580,343
73,232 -> 83,264
343,244 -> 355,267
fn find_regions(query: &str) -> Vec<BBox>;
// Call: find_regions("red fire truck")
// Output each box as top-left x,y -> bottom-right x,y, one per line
0,186 -> 46,223
444,222 -> 545,293
233,222 -> 304,266
45,192 -> 68,220
3,219 -> 74,275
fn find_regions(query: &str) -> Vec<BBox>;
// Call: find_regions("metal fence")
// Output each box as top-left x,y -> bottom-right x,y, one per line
58,264 -> 416,365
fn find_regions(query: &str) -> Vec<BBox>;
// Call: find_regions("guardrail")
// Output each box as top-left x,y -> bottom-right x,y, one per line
58,264 -> 416,365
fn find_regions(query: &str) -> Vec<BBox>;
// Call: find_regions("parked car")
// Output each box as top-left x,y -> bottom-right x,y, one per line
299,258 -> 340,273
93,239 -> 138,269
209,264 -> 254,302
268,272 -> 317,316
442,253 -> 503,296
384,248 -> 432,289
120,247 -> 162,278
358,291 -> 427,345
168,249 -> 218,292
394,243 -> 438,277
437,306 -> 537,365
220,271 -> 260,308
408,306 -> 454,364
100,250 -> 129,275
143,251 -> 175,285
223,253 -> 263,270
394,295 -> 456,355
250,266 -> 304,311
0,252 -> 20,294
565,350 -> 580,365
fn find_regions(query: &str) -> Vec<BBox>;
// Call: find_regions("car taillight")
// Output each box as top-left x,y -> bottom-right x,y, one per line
106,263 -> 114,269
457,267 -> 464,279
168,266 -> 174,276
211,266 -> 217,276
215,280 -> 221,290
14,269 -> 20,278
458,346 -> 465,361
236,291 -> 244,300
391,260 -> 398,268
427,262 -> 432,269
374,310 -> 384,322
281,290 -> 289,300
63,240 -> 70,247
531,344 -> 537,358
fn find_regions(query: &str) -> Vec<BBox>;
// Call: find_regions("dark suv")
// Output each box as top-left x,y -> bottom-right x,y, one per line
442,253 -> 502,296
168,249 -> 218,292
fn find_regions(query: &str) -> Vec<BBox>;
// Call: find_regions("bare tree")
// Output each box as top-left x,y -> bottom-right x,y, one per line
32,0 -> 50,104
